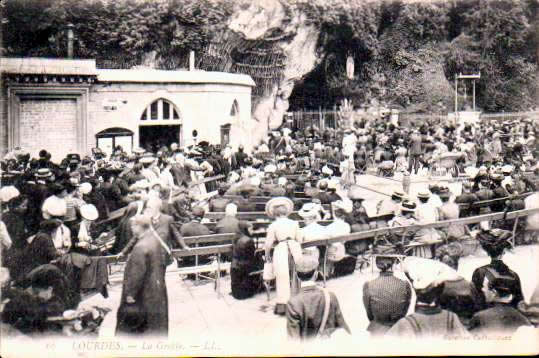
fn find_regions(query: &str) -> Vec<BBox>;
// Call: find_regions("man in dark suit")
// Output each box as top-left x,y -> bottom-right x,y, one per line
286,255 -> 351,341
119,197 -> 190,258
179,206 -> 212,266
362,256 -> 412,336
116,215 -> 172,337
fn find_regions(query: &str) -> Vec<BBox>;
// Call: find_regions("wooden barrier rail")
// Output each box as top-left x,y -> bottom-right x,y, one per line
103,206 -> 539,298
95,175 -> 226,226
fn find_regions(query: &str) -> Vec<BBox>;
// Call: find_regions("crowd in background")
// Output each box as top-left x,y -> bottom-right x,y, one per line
0,113 -> 538,340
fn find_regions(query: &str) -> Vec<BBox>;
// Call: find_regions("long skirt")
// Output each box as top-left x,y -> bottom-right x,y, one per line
273,240 -> 302,305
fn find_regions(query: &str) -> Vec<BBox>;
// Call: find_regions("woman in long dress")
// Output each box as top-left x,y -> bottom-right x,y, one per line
264,197 -> 303,315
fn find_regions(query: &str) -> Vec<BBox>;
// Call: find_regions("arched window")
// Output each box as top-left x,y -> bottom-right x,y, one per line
140,98 -> 181,121
230,99 -> 239,117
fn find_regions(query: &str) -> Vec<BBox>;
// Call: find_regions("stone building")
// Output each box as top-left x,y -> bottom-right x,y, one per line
0,57 -> 255,161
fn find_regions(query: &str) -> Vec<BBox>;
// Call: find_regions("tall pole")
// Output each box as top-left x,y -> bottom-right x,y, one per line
454,75 -> 458,114
472,80 -> 476,111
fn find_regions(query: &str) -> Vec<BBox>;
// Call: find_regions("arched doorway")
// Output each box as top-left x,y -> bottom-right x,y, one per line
139,98 -> 182,152
96,127 -> 134,157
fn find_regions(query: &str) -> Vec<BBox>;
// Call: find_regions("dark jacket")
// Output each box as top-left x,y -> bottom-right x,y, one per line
363,272 -> 412,335
116,231 -> 171,336
472,259 -> 524,309
286,284 -> 350,340
469,303 -> 531,334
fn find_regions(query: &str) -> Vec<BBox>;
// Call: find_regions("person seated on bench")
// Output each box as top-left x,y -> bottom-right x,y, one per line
345,187 -> 371,257
233,188 -> 257,212
230,222 -> 262,300
325,201 -> 356,278
209,185 -> 232,213
178,206 -> 211,267
298,203 -> 327,265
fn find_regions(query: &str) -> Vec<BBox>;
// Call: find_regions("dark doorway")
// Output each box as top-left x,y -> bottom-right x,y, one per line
139,125 -> 181,153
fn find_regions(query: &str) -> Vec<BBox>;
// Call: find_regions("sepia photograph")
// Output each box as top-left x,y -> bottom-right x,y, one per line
0,0 -> 538,356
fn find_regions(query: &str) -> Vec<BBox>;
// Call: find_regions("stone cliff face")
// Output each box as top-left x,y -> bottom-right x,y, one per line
227,0 -> 319,146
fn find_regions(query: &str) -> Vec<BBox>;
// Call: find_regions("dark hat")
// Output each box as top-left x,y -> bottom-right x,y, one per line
39,219 -> 62,232
400,200 -> 416,213
477,229 -> 512,256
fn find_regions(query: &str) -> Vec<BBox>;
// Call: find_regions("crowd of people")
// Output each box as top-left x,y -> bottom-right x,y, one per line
0,112 -> 538,342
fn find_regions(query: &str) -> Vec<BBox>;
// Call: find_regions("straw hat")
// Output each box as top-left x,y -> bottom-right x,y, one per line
417,191 -> 430,200
265,197 -> 294,218
400,200 -> 417,213
35,168 -> 53,178
298,203 -> 320,219
80,204 -> 99,221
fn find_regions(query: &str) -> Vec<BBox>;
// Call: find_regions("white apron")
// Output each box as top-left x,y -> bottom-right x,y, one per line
273,239 -> 302,305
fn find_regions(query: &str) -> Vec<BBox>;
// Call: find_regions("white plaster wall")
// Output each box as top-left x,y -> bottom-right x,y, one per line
87,82 -> 252,153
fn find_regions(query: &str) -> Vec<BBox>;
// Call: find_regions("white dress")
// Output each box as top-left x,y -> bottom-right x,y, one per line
265,217 -> 303,305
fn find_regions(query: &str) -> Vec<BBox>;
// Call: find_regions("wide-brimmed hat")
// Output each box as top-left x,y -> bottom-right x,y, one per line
42,196 -> 67,218
400,200 -> 416,213
298,203 -> 320,218
417,191 -> 430,200
265,197 -> 294,218
321,166 -> 333,176
132,147 -> 146,154
348,185 -> 364,201
139,156 -> 155,164
0,185 -> 20,203
264,164 -> 277,174
80,204 -> 99,221
79,182 -> 92,195
391,189 -> 405,201
333,199 -> 353,214
477,229 -> 512,252
35,168 -> 53,178
403,257 -> 460,290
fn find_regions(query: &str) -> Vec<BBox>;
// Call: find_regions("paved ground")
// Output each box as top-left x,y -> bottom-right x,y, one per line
75,243 -> 539,356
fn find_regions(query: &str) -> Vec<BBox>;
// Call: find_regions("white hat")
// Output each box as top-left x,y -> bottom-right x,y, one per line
403,257 -> 460,290
139,156 -> 155,164
0,186 -> 20,203
333,199 -> 353,214
42,196 -> 67,218
296,255 -> 319,273
327,180 -> 338,190
265,197 -> 294,218
225,203 -> 238,216
79,182 -> 92,195
502,165 -> 513,174
264,164 -> 277,174
277,177 -> 287,186
250,176 -> 261,186
80,204 -> 99,221
322,166 -> 333,176
298,203 -> 320,218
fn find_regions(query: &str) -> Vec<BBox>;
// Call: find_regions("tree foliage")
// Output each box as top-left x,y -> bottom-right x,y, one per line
2,0 -> 537,112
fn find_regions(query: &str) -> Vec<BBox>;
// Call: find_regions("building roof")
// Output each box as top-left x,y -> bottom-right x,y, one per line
0,57 -> 97,75
1,57 -> 255,87
96,69 -> 256,87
